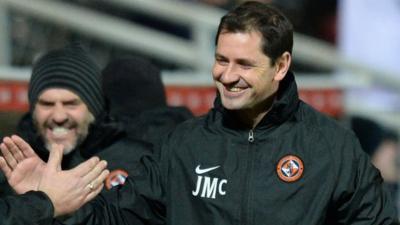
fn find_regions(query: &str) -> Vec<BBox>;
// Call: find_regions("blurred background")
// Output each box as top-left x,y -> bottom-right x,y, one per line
0,0 -> 399,137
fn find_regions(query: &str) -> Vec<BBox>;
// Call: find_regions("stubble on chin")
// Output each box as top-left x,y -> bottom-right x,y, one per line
37,113 -> 95,155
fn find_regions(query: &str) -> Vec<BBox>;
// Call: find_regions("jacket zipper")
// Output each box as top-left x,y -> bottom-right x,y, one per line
241,129 -> 255,225
248,129 -> 254,142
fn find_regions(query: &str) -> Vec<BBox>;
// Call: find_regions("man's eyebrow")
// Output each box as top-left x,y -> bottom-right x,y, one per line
63,99 -> 82,104
37,98 -> 52,103
214,53 -> 226,59
236,58 -> 256,65
215,53 -> 258,65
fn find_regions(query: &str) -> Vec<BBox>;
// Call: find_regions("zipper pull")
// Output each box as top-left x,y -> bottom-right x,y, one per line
248,130 -> 254,142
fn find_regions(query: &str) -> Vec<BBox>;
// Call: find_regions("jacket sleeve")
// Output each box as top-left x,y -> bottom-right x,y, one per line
0,191 -> 54,225
331,132 -> 398,224
56,154 -> 166,225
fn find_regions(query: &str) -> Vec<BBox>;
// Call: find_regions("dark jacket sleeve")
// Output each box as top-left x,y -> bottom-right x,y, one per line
0,191 -> 54,225
56,154 -> 166,225
330,132 -> 398,224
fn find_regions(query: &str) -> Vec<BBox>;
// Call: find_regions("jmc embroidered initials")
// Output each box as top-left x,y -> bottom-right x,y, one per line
192,165 -> 227,199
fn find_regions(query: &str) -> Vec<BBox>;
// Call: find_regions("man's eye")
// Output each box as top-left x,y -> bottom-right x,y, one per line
39,102 -> 53,107
216,58 -> 228,65
241,64 -> 252,70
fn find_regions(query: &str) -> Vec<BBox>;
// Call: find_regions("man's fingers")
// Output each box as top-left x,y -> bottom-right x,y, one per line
84,169 -> 109,200
0,157 -> 12,179
2,137 -> 25,164
88,169 -> 109,191
72,157 -> 101,177
81,160 -> 108,184
48,144 -> 64,170
11,135 -> 37,158
84,183 -> 104,203
0,141 -> 18,169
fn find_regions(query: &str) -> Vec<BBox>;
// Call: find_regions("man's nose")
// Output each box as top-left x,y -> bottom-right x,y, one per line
220,64 -> 240,83
51,105 -> 68,124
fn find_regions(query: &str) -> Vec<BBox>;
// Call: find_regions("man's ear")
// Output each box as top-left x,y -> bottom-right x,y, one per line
274,52 -> 291,81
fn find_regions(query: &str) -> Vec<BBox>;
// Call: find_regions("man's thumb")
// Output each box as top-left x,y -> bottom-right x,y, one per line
48,144 -> 64,170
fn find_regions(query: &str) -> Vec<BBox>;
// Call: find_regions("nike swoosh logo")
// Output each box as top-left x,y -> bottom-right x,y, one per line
195,165 -> 220,174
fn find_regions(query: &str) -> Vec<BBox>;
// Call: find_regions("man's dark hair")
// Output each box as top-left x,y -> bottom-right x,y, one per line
215,1 -> 293,65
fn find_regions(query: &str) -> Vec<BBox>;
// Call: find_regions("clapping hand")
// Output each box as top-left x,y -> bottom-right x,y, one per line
0,135 -> 110,217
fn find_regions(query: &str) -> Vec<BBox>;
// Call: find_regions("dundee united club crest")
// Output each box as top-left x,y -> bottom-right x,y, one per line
105,169 -> 129,190
276,155 -> 304,182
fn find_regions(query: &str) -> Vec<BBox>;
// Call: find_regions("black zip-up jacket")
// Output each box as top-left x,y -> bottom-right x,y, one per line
63,72 -> 398,225
5,72 -> 398,225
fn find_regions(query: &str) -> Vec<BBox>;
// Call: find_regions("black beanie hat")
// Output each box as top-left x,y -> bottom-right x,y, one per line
29,44 -> 104,118
101,56 -> 166,117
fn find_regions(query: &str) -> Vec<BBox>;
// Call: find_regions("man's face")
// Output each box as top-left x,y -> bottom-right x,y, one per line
212,31 -> 286,113
33,88 -> 94,154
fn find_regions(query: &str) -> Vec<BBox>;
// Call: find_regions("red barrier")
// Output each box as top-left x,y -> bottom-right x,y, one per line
166,86 -> 343,117
0,81 -> 29,112
0,81 -> 343,117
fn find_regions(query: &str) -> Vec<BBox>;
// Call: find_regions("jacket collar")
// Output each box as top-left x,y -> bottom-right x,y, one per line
213,71 -> 299,130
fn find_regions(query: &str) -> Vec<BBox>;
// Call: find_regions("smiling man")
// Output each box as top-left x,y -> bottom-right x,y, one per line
33,88 -> 94,154
213,30 -> 290,127
24,44 -> 103,156
0,44 -> 151,221
60,2 -> 394,224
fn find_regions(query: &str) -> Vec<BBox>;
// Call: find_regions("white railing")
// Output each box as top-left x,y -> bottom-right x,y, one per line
0,0 -> 198,70
0,1 -> 11,65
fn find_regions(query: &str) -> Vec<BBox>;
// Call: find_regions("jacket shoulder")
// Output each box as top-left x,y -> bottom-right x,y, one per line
166,115 -> 207,138
299,101 -> 354,138
297,101 -> 361,157
96,137 -> 153,171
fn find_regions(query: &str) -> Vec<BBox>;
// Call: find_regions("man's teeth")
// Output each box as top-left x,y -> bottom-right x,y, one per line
228,87 -> 243,92
52,127 -> 69,137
